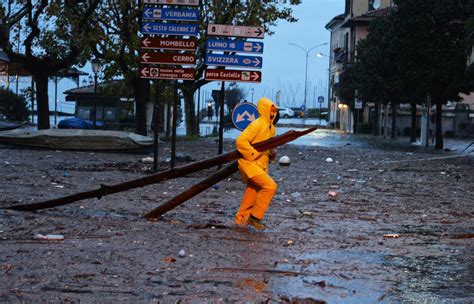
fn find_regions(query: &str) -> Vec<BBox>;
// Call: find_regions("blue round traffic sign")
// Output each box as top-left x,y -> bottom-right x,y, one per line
232,102 -> 259,131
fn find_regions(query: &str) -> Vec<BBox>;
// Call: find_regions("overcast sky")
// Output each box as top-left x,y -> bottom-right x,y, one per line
11,0 -> 345,114
201,0 -> 345,109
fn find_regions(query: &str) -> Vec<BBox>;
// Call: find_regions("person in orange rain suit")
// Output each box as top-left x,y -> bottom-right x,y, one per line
234,97 -> 279,230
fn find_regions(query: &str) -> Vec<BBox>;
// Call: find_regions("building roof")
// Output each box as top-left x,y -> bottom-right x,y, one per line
325,14 -> 345,30
341,6 -> 398,28
55,67 -> 89,78
64,79 -> 124,95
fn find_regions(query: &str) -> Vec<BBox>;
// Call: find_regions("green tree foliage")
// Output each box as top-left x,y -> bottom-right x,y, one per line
88,1 -> 300,136
0,88 -> 29,121
1,1 -> 101,129
338,0 -> 473,148
225,82 -> 246,112
394,0 -> 473,149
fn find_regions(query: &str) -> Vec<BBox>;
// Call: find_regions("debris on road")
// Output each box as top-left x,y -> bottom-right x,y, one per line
328,191 -> 338,201
141,157 -> 154,164
383,233 -> 400,238
33,234 -> 64,241
279,155 -> 291,166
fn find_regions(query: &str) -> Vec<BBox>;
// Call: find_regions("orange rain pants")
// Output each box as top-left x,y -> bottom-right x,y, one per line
234,173 -> 277,225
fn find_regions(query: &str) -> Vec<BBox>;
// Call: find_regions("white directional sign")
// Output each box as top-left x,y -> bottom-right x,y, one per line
205,54 -> 262,69
207,24 -> 265,39
143,0 -> 199,6
206,39 -> 264,54
142,7 -> 199,22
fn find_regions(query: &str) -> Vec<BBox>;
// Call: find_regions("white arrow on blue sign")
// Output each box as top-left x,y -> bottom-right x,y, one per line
232,102 -> 259,131
206,39 -> 264,54
205,53 -> 263,69
142,7 -> 199,22
142,22 -> 198,36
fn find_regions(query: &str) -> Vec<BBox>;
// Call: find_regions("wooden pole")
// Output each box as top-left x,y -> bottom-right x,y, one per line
3,128 -> 317,212
144,162 -> 238,219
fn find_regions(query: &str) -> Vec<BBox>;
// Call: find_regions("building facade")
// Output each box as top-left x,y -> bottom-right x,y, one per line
325,0 -> 397,132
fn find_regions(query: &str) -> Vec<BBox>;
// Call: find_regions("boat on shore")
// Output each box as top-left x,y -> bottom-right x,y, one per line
0,121 -> 21,131
0,128 -> 154,153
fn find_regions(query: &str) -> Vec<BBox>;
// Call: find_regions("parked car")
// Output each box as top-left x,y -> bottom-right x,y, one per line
279,107 -> 295,118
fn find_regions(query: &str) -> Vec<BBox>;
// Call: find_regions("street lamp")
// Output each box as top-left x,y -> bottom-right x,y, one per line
91,58 -> 102,129
288,42 -> 328,116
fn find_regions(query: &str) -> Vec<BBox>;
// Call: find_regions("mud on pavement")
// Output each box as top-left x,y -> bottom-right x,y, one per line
0,137 -> 473,303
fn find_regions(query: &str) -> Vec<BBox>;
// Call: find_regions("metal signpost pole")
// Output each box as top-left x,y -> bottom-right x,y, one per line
426,95 -> 431,147
218,81 -> 225,157
140,1 -> 200,171
153,82 -> 160,172
93,73 -> 98,129
54,77 -> 58,126
197,86 -> 201,134
171,80 -> 178,168
205,23 -> 265,159
319,100 -> 322,125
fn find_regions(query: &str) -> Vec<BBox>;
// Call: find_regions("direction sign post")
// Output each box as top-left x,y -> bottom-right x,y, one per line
141,37 -> 197,51
206,39 -> 264,54
143,0 -> 199,5
232,102 -> 259,131
140,67 -> 195,80
140,0 -> 200,170
318,96 -> 325,125
205,54 -> 262,69
141,52 -> 196,65
142,22 -> 198,36
207,24 -> 265,39
142,7 -> 199,22
205,69 -> 261,83
205,22 -> 265,155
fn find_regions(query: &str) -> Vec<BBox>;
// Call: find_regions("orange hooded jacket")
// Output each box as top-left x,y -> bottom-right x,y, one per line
236,97 -> 277,181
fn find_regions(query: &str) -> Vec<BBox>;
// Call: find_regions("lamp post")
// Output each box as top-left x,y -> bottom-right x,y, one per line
288,42 -> 328,116
251,88 -> 254,103
91,59 -> 102,129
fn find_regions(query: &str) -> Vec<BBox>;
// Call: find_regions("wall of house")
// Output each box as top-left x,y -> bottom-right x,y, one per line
349,0 -> 396,18
351,0 -> 368,18
381,0 -> 395,9
328,21 -> 348,125
379,109 -> 474,137
461,93 -> 474,109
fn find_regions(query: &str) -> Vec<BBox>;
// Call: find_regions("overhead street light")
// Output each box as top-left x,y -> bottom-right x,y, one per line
317,52 -> 330,58
288,42 -> 328,115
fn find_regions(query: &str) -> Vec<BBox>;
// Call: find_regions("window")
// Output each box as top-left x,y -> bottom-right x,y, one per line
368,0 -> 375,11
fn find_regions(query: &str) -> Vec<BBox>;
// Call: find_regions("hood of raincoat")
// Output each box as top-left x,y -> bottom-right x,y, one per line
257,97 -> 278,125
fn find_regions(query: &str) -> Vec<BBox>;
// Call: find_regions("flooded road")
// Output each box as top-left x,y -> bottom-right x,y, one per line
0,133 -> 473,302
